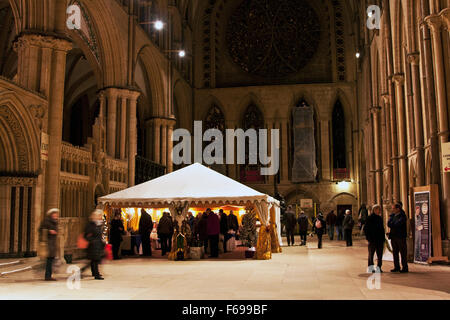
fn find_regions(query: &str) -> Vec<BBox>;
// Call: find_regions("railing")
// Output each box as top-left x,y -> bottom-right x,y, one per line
135,155 -> 166,184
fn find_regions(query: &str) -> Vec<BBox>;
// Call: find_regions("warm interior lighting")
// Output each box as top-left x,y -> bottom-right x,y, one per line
337,181 -> 351,191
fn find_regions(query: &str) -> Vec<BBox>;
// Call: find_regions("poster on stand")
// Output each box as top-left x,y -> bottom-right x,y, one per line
413,191 -> 431,264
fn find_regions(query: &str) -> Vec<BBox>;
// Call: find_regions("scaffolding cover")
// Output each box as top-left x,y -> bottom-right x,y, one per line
292,106 -> 317,182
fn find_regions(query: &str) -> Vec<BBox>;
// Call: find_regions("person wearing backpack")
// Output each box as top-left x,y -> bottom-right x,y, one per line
313,212 -> 326,249
343,209 -> 355,247
297,211 -> 309,246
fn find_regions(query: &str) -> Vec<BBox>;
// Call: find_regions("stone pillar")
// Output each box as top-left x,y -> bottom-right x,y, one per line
266,119 -> 275,186
320,118 -> 331,181
280,119 -> 289,183
161,120 -> 168,166
225,120 -> 237,180
14,34 -> 72,211
382,95 -> 393,204
167,118 -> 176,173
145,120 -> 154,160
127,91 -> 140,186
120,97 -> 127,160
426,14 -> 450,240
153,118 -> 162,164
371,106 -> 383,206
407,53 -> 425,186
106,88 -> 119,158
392,74 -> 409,216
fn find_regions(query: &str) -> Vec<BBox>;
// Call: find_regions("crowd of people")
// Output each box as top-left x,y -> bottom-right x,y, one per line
282,201 -> 409,274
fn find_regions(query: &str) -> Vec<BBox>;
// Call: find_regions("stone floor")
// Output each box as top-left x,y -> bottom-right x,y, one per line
0,237 -> 449,300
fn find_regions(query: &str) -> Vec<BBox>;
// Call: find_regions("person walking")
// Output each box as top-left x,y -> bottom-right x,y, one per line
336,210 -> 345,240
198,212 -> 209,253
284,205 -> 297,246
326,210 -> 337,240
82,210 -> 106,280
313,213 -> 326,249
139,208 -> 153,257
388,202 -> 409,273
39,208 -> 59,281
110,211 -> 125,260
219,209 -> 229,253
157,212 -> 174,256
207,209 -> 220,258
343,210 -> 354,247
364,204 -> 385,272
297,211 -> 309,246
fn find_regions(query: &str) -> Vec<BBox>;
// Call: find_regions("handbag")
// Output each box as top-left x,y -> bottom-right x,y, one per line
77,234 -> 89,249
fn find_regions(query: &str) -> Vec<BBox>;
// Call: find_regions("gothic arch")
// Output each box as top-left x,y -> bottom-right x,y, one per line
237,93 -> 267,120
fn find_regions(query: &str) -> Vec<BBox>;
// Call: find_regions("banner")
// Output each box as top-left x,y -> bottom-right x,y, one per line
413,191 -> 431,264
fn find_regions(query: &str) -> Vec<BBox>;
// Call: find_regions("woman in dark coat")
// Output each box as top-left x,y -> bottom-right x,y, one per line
83,210 -> 106,280
312,212 -> 326,249
110,211 -> 125,260
39,208 -> 59,281
139,209 -> 153,256
197,212 -> 209,253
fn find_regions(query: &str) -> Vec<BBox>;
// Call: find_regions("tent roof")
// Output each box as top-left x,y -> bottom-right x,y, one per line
99,163 -> 279,207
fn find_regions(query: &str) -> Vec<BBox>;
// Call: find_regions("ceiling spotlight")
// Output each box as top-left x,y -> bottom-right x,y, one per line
154,20 -> 164,30
356,52 -> 361,59
178,50 -> 186,58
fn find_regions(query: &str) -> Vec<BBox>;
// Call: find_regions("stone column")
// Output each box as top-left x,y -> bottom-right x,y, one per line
127,91 -> 140,186
392,74 -> 409,216
371,106 -> 383,206
426,14 -> 450,240
280,119 -> 289,183
153,118 -> 161,164
120,97 -> 127,160
106,88 -> 119,158
167,118 -> 176,173
225,120 -> 237,180
145,119 -> 154,160
382,94 -> 393,204
407,53 -> 425,186
320,118 -> 331,181
161,119 -> 168,167
266,119 -> 275,186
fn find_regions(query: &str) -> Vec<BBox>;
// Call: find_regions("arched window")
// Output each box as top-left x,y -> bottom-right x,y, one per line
241,104 -> 264,183
332,100 -> 348,180
204,105 -> 226,174
291,99 -> 318,182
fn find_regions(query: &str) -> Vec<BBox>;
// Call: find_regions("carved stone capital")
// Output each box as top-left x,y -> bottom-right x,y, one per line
370,106 -> 382,114
392,74 -> 405,86
425,14 -> 443,33
14,34 -> 72,52
440,8 -> 450,30
381,93 -> 390,104
407,52 -> 420,65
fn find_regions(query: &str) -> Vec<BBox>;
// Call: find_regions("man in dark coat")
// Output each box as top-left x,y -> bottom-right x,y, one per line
219,209 -> 229,253
297,211 -> 309,246
388,202 -> 408,273
228,210 -> 239,233
110,211 -> 125,260
39,208 -> 59,281
139,209 -> 153,256
157,212 -> 174,256
313,213 -> 326,249
364,204 -> 385,272
336,210 -> 345,240
207,209 -> 220,258
326,210 -> 337,240
284,205 -> 297,246
83,210 -> 106,280
198,212 -> 209,253
343,210 -> 355,247
187,212 -> 195,232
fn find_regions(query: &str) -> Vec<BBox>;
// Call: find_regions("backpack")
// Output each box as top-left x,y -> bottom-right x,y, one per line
315,219 -> 322,229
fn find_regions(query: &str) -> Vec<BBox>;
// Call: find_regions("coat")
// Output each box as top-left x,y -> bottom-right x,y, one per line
336,212 -> 345,227
110,219 -> 124,244
326,212 -> 337,226
313,216 -> 326,234
84,221 -> 105,261
359,206 -> 369,224
388,210 -> 407,239
198,215 -> 209,241
207,212 -> 220,236
220,213 -> 229,235
297,214 -> 309,232
139,211 -> 153,235
343,214 -> 355,230
39,216 -> 58,258
284,210 -> 297,231
364,214 -> 385,244
228,213 -> 239,232
157,214 -> 174,235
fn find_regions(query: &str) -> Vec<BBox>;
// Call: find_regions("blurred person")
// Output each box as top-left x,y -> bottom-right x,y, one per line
157,212 -> 174,256
364,204 -> 385,272
110,211 -> 125,260
198,212 -> 209,253
336,210 -> 345,240
82,210 -> 106,280
207,208 -> 220,258
228,210 -> 239,233
388,202 -> 408,273
297,211 -> 309,246
187,211 -> 195,231
313,212 -> 326,249
358,203 -> 369,234
326,210 -> 337,240
139,208 -> 153,256
343,210 -> 355,247
219,209 -> 229,253
39,208 -> 59,281
284,205 -> 297,246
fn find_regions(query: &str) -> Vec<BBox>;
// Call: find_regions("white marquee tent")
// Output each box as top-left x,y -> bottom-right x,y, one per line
99,163 -> 282,244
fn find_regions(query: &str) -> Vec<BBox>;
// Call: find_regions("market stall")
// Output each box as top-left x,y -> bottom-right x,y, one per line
98,163 -> 282,260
